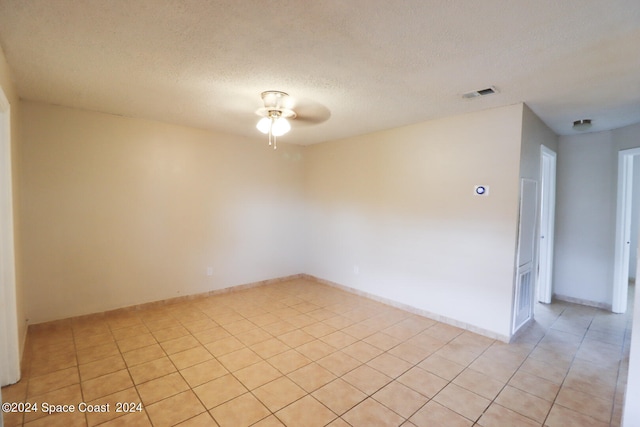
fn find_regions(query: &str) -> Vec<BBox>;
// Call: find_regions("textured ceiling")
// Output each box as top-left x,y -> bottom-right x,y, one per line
0,0 -> 638,145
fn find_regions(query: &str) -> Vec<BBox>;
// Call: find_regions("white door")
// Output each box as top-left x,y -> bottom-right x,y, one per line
538,146 -> 556,304
513,179 -> 538,333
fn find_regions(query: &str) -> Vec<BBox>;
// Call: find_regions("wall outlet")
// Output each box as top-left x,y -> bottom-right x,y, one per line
206,266 -> 214,276
353,265 -> 360,275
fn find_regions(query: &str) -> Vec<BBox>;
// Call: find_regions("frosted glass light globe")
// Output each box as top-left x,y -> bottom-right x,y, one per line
271,117 -> 290,136
256,117 -> 271,134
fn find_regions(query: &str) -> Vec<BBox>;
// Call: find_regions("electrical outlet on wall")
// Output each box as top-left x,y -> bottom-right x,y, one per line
353,265 -> 360,275
206,266 -> 214,276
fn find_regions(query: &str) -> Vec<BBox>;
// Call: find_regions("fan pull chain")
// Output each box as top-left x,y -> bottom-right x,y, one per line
256,94 -> 291,150
268,117 -> 277,149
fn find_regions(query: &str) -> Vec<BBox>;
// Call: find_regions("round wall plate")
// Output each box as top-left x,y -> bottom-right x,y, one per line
474,185 -> 489,196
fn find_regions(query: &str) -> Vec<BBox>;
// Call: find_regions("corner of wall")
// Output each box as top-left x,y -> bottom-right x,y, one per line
303,274 -> 512,343
0,42 -> 27,382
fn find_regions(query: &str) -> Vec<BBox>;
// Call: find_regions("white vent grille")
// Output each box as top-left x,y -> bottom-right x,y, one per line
519,271 -> 532,311
513,265 -> 533,333
462,86 -> 499,99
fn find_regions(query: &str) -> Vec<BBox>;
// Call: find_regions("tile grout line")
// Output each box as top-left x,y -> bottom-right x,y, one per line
136,313 -> 186,427
8,282 -> 632,427
70,324 -> 90,427
607,311 -> 633,427
541,307 -> 607,427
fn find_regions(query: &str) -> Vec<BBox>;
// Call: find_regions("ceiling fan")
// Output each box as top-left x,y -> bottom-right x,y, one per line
255,90 -> 330,149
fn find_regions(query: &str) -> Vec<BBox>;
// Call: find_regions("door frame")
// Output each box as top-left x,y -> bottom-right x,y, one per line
613,147 -> 640,313
0,84 -> 20,386
611,148 -> 640,313
537,145 -> 556,304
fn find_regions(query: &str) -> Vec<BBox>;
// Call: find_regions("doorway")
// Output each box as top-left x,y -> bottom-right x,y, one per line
0,85 -> 19,387
613,147 -> 640,313
537,146 -> 556,304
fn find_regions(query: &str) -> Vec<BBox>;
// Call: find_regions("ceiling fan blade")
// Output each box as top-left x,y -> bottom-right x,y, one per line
290,97 -> 331,126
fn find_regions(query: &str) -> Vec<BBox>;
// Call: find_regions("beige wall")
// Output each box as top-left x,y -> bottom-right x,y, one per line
18,100 -> 549,339
0,43 -> 26,356
520,104 -> 558,181
19,102 -> 306,323
304,104 -> 524,338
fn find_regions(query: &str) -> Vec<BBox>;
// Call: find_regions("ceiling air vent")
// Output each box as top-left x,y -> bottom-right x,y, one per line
462,86 -> 499,99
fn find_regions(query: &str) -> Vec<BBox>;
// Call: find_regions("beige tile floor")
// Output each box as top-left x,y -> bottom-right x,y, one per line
1,278 -> 633,427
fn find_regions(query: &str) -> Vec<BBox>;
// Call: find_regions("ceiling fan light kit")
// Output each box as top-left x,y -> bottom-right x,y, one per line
256,91 -> 296,150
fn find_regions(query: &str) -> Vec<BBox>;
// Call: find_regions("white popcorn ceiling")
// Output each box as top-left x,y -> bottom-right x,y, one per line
0,0 -> 638,145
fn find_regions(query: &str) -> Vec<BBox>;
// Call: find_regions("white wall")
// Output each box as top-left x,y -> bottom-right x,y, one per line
613,123 -> 640,152
19,102 -> 307,323
554,131 -> 617,305
304,104 -> 524,339
554,123 -> 640,307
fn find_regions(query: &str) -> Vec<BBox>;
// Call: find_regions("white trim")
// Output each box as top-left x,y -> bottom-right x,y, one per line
512,178 -> 538,335
0,85 -> 20,386
613,148 -> 640,313
553,293 -> 611,310
538,146 -> 556,304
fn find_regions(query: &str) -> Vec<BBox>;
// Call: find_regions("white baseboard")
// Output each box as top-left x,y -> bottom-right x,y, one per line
553,293 -> 612,311
28,273 -> 513,344
303,274 -> 511,343
28,274 -> 306,330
